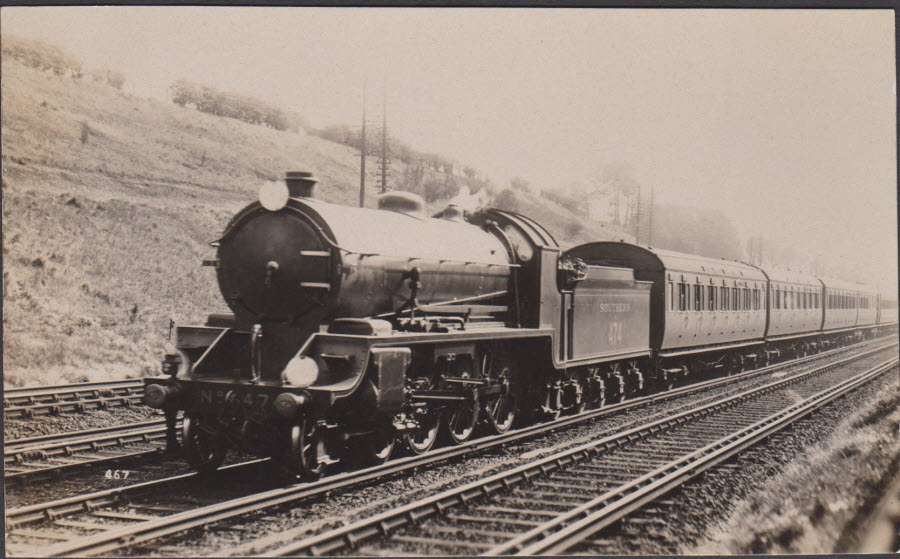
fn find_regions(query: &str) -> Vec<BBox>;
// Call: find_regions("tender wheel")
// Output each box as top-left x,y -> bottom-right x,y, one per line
583,370 -> 607,411
404,411 -> 439,454
287,419 -> 325,481
361,427 -> 396,465
540,383 -> 563,421
608,362 -> 626,403
183,414 -> 226,473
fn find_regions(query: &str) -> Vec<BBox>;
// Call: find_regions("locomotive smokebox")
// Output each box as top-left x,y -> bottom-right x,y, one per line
285,171 -> 318,198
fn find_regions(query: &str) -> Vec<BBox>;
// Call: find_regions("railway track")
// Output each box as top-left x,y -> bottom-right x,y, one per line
4,379 -> 144,420
265,353 -> 897,556
3,336 -> 890,488
5,419 -> 174,482
6,340 -> 895,557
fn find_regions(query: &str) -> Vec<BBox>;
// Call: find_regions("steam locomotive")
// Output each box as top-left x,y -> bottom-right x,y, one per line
142,171 -> 898,479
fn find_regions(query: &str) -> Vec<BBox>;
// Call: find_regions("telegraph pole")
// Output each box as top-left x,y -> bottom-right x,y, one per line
359,81 -> 367,208
647,186 -> 654,246
379,84 -> 390,193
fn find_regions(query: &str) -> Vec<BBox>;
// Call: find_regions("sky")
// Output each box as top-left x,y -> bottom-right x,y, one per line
2,7 -> 896,291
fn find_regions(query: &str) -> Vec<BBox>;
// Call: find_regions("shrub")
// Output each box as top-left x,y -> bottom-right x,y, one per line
2,35 -> 83,79
493,188 -> 519,212
168,79 -> 290,130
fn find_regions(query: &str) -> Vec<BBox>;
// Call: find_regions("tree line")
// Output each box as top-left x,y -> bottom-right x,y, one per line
168,80 -> 305,131
2,35 -> 126,90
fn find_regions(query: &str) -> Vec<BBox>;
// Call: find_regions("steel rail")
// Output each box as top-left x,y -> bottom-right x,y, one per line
4,380 -> 145,420
5,420 -> 180,481
4,379 -> 144,398
508,357 -> 898,555
11,338 -> 896,557
6,419 -> 167,449
265,349 -> 897,557
9,338 -> 880,526
3,419 -> 165,455
5,459 -> 270,528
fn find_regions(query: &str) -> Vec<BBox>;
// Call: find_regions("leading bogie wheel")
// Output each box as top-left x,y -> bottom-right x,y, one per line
183,414 -> 227,474
287,419 -> 326,481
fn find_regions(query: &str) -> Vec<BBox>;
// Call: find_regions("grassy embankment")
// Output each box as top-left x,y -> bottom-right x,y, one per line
1,59 -> 610,386
695,378 -> 900,554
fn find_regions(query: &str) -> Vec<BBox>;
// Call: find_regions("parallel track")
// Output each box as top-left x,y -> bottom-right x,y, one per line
6,339 -> 895,557
4,379 -> 144,420
5,420 -> 175,482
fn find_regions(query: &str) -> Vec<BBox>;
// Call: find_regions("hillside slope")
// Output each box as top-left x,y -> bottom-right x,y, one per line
2,59 -> 616,386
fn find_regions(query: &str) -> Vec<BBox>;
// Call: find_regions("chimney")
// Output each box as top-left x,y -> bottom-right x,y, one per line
285,171 -> 318,198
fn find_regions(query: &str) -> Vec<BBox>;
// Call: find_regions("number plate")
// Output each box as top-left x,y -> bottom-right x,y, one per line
197,387 -> 271,417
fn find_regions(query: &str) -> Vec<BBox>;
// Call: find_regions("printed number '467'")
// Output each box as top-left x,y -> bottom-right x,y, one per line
105,469 -> 130,479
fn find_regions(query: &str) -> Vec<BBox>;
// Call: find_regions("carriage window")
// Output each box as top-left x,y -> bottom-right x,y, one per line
694,285 -> 702,311
709,286 -> 716,310
668,282 -> 674,311
678,283 -> 687,311
744,288 -> 750,310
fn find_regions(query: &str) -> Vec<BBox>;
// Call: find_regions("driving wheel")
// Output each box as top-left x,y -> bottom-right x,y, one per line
483,354 -> 519,433
445,390 -> 479,444
404,411 -> 439,454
